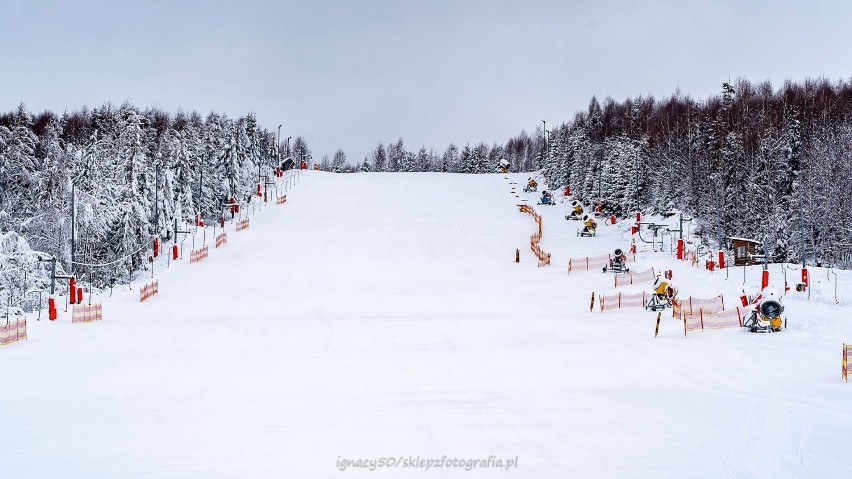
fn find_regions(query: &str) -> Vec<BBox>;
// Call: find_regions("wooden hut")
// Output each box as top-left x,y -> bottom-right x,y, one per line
728,237 -> 762,266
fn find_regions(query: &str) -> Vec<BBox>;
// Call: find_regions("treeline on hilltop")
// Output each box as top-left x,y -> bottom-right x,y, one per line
2,77 -> 852,312
361,78 -> 852,267
0,102 -> 304,308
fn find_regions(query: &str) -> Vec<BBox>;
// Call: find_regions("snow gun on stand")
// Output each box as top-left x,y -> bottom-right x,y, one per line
538,190 -> 554,206
578,214 -> 597,237
603,248 -> 629,273
743,287 -> 785,333
646,277 -> 677,311
565,200 -> 584,220
499,158 -> 510,174
524,178 -> 538,193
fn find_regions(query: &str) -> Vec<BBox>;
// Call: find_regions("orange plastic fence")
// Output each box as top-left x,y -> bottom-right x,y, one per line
140,280 -> 159,303
568,251 -> 636,272
672,295 -> 725,318
844,344 -> 850,382
190,245 -> 209,264
236,219 -> 250,231
215,232 -> 228,248
599,291 -> 649,312
0,318 -> 27,346
518,205 -> 550,266
72,303 -> 103,323
613,267 -> 656,287
276,195 -> 287,205
681,307 -> 742,333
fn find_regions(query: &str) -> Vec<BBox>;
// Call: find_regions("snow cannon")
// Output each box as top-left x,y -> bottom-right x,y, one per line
578,214 -> 597,237
498,158 -> 510,173
646,277 -> 676,311
603,248 -> 629,273
744,287 -> 784,333
566,200 -> 584,220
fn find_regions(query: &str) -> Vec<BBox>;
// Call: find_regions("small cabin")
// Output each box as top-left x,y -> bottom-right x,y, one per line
728,237 -> 761,266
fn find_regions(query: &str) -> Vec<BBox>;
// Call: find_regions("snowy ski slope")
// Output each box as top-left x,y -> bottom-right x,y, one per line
2,171 -> 852,478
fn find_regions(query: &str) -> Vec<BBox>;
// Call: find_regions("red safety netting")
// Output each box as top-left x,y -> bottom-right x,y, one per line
614,267 -> 656,287
701,308 -> 742,329
72,303 -> 103,323
568,251 -> 636,273
215,232 -> 227,248
190,245 -> 209,264
599,291 -> 648,312
0,317 -> 27,345
673,295 -> 725,317
681,307 -> 743,333
519,205 -> 550,266
140,280 -> 159,303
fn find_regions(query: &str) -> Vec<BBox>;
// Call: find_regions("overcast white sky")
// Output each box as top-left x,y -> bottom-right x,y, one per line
2,0 -> 851,161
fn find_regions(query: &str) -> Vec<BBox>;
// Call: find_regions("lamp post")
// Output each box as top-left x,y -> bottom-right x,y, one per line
277,124 -> 283,165
542,120 -> 547,166
70,182 -> 76,275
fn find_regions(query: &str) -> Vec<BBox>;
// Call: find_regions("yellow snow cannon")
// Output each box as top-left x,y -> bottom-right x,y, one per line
566,199 -> 584,220
499,158 -> 510,173
524,178 -> 538,193
578,214 -> 597,237
646,278 -> 677,311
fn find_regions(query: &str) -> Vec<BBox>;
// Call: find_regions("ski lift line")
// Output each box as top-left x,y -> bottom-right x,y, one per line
70,237 -> 155,268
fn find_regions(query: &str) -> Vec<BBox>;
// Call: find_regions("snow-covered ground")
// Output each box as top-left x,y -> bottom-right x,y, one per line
2,171 -> 852,478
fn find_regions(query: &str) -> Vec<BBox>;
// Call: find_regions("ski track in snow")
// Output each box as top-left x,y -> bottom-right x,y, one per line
2,171 -> 852,478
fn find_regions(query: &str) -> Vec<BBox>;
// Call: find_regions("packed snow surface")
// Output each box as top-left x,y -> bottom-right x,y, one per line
3,171 -> 852,478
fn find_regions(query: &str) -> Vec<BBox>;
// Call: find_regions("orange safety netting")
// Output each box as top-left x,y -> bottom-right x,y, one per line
140,280 -> 159,303
190,245 -> 209,264
681,307 -> 742,333
599,291 -> 649,312
568,251 -> 636,273
0,317 -> 27,345
519,205 -> 551,266
673,295 -> 726,317
72,303 -> 103,323
613,267 -> 656,287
